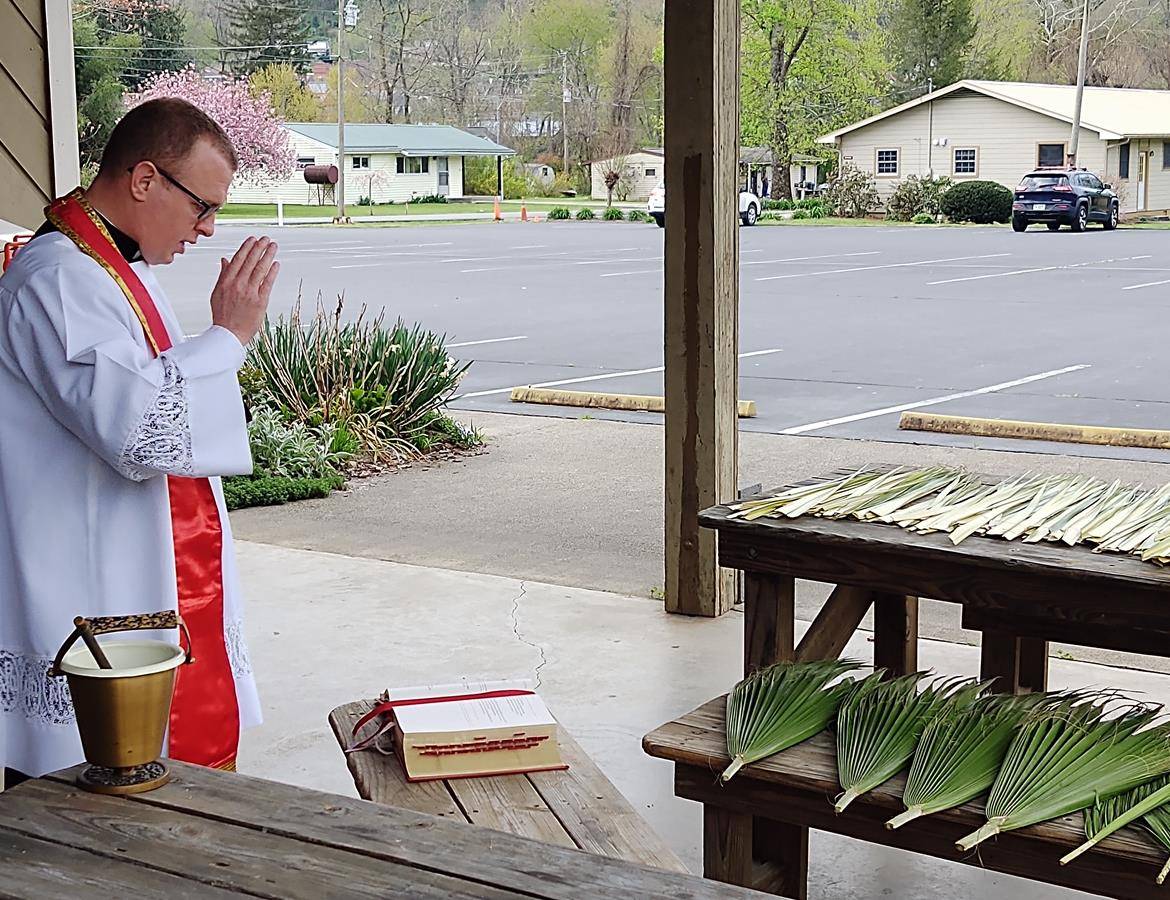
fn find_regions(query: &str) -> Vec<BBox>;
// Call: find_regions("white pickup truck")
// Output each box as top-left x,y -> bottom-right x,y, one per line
646,180 -> 760,228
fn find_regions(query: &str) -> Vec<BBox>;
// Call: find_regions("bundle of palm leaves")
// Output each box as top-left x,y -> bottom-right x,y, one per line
1077,775 -> 1170,882
955,695 -> 1170,851
834,672 -> 983,813
729,467 -> 1170,566
887,692 -> 1051,829
722,659 -> 862,783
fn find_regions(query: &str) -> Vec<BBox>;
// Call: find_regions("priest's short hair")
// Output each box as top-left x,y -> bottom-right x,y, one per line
99,97 -> 238,177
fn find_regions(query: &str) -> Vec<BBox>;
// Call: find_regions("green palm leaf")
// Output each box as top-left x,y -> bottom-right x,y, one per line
722,659 -> 862,783
1081,774 -> 1170,882
956,695 -> 1170,851
835,672 -> 984,813
887,692 -> 1051,829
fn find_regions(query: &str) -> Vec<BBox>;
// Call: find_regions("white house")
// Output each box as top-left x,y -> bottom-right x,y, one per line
229,123 -> 515,206
818,80 -> 1170,214
589,147 -> 822,201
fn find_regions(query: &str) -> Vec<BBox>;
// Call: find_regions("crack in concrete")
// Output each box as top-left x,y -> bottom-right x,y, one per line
509,581 -> 548,689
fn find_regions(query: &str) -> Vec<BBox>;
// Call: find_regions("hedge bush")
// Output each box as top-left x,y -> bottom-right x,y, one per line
912,212 -> 936,224
626,209 -> 651,223
575,207 -> 596,220
941,180 -> 1013,224
762,198 -> 794,210
548,206 -> 572,220
602,206 -> 625,221
823,165 -> 879,218
223,474 -> 345,511
886,175 -> 953,222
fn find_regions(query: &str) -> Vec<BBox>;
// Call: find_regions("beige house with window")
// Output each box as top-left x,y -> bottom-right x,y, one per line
818,80 -> 1170,214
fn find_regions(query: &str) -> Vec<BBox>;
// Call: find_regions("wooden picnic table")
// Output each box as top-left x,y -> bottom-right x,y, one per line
0,762 -> 767,899
676,465 -> 1170,896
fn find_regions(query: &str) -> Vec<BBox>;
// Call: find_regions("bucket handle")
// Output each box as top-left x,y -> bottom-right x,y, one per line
49,611 -> 193,677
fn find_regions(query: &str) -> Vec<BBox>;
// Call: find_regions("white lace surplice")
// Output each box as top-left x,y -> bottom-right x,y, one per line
0,233 -> 262,777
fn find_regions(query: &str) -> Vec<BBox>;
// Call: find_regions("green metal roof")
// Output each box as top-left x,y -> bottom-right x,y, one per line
285,123 -> 515,156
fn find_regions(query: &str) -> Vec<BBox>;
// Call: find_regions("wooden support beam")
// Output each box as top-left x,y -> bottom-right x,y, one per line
873,593 -> 919,677
663,0 -> 740,617
794,586 -> 874,662
743,573 -> 795,675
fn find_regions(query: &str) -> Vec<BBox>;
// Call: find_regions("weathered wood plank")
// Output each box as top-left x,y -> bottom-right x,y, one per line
446,772 -> 576,849
962,603 -> 1170,659
0,825 -> 243,899
662,0 -> 740,618
751,818 -> 808,900
872,593 -> 918,676
704,806 -> 752,886
743,572 -> 795,674
644,697 -> 1165,868
527,728 -> 690,873
794,585 -> 874,662
1017,637 -> 1049,694
0,779 -> 525,899
328,700 -> 465,820
44,762 -> 763,900
979,631 -> 1023,693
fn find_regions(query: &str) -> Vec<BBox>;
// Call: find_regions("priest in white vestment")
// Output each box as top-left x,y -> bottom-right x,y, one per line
0,98 -> 280,784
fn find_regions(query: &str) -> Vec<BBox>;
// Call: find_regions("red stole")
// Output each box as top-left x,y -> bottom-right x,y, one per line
47,189 -> 240,770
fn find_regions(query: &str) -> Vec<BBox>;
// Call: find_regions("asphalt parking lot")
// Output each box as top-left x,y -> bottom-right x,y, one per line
157,219 -> 1170,462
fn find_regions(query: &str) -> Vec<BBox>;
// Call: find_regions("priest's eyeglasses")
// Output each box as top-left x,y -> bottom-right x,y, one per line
130,164 -> 221,221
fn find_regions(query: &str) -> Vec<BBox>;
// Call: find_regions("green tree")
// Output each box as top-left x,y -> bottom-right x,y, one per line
73,16 -> 142,171
889,0 -> 977,92
221,0 -> 312,75
94,0 -> 190,88
741,0 -> 887,199
250,63 -> 321,121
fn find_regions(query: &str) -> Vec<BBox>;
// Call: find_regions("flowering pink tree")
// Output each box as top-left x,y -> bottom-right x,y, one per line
126,68 -> 295,184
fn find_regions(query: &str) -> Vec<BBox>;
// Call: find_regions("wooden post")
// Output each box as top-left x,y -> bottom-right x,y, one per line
663,0 -> 740,617
872,593 -> 919,677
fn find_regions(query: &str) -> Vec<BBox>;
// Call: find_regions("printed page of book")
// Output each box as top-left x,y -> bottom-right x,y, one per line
394,691 -> 556,735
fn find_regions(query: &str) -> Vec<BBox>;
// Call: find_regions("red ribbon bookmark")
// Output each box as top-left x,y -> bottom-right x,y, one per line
346,689 -> 536,754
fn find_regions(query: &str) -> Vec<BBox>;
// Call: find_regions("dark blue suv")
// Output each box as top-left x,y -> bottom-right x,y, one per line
1011,168 -> 1120,233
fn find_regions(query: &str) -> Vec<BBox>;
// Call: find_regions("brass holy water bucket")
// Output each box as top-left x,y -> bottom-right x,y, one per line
49,611 -> 192,795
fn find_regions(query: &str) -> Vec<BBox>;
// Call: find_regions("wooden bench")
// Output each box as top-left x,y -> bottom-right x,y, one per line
644,696 -> 1167,899
329,700 -> 689,874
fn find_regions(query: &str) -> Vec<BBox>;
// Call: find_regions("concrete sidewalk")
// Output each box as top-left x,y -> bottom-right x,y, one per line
232,411 -> 1170,672
236,540 -> 1138,899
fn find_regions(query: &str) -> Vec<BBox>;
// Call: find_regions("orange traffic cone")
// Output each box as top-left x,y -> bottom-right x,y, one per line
493,196 -> 501,222
520,202 -> 528,222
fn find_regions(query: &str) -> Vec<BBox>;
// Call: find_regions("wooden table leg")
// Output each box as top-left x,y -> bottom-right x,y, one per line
980,631 -> 1050,694
753,817 -> 809,899
743,572 -> 795,675
873,593 -> 919,676
704,805 -> 753,887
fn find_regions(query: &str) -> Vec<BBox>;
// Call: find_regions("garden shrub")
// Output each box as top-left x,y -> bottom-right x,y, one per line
548,206 -> 572,220
223,474 -> 345,511
410,194 -> 447,204
575,207 -> 596,220
912,212 -> 936,224
602,206 -> 626,221
886,175 -> 953,221
625,209 -> 651,223
941,180 -> 1013,224
823,165 -> 880,218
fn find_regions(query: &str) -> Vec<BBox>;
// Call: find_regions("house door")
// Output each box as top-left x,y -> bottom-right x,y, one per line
437,157 -> 450,196
1138,146 -> 1149,211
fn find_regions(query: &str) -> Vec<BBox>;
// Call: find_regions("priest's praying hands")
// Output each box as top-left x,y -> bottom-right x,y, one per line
0,98 -> 274,790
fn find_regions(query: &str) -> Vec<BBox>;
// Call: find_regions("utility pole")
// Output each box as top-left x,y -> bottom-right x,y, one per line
1068,0 -> 1090,166
561,52 -> 570,175
336,0 -> 359,223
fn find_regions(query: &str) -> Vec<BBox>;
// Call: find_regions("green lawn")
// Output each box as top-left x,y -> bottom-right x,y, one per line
219,198 -> 637,220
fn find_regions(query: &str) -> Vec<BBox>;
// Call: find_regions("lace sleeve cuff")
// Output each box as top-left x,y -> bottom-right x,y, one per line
117,356 -> 195,480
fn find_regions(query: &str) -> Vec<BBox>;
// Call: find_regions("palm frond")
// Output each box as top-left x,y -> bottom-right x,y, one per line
722,658 -> 862,783
887,692 -> 1052,829
1072,774 -> 1170,878
956,695 -> 1170,852
834,672 -> 984,813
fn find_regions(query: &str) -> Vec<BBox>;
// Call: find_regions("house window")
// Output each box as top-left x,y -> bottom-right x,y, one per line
953,148 -> 977,175
296,156 -> 316,170
876,148 -> 899,175
352,156 -> 370,169
1120,143 -> 1131,179
1037,143 -> 1065,167
1163,142 -> 1170,170
644,167 -> 656,177
396,156 -> 429,174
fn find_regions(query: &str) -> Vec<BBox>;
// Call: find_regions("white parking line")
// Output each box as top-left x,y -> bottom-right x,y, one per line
447,335 -> 528,348
458,348 -> 784,399
1123,277 -> 1170,291
331,262 -> 385,269
928,255 -> 1153,286
575,257 -> 662,265
779,365 -> 1091,435
742,251 -> 880,266
510,244 -> 546,249
599,268 -> 663,277
755,254 -> 1010,282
